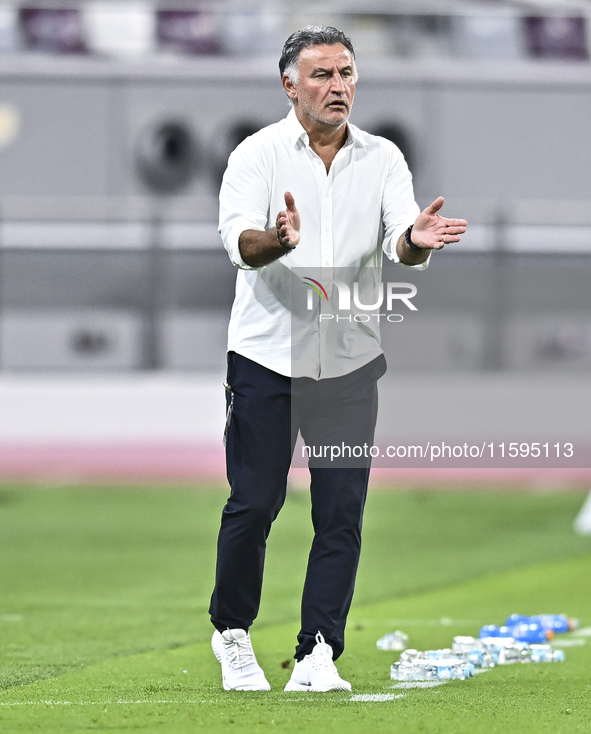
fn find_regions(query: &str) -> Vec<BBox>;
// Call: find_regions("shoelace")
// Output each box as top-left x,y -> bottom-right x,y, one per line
315,632 -> 327,646
223,633 -> 256,670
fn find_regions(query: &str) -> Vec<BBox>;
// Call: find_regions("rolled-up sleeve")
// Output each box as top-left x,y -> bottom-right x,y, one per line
218,137 -> 271,270
381,144 -> 430,271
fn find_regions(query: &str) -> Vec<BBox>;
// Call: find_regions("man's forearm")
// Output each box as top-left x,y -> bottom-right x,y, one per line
396,232 -> 431,266
239,229 -> 292,268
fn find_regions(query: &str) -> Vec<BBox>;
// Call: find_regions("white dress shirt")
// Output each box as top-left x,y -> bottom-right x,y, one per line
219,107 -> 428,379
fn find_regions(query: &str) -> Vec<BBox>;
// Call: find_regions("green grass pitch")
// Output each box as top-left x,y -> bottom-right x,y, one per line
1,484 -> 591,733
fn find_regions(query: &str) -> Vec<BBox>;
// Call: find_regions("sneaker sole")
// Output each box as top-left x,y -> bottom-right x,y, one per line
284,680 -> 312,692
211,637 -> 234,691
284,681 -> 351,692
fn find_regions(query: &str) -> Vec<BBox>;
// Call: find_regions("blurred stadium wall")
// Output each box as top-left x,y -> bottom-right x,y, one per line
0,0 -> 590,484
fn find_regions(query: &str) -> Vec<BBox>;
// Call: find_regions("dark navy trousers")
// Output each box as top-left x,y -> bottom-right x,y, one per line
209,351 -> 386,661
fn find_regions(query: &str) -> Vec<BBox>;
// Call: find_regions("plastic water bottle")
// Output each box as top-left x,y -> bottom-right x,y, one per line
490,640 -> 566,665
391,660 -> 437,681
376,630 -> 409,651
434,659 -> 474,680
479,622 -> 551,644
417,652 -> 473,679
402,648 -> 453,663
451,637 -> 498,668
497,641 -> 567,664
452,636 -> 483,653
529,644 -> 565,663
426,649 -> 453,660
505,613 -> 578,634
391,659 -> 471,681
480,636 -> 523,663
535,614 -> 578,633
498,641 -> 531,664
512,622 -> 553,643
399,649 -> 422,662
394,650 -> 474,680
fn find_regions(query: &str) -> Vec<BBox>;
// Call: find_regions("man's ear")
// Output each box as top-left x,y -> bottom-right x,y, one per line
282,74 -> 298,102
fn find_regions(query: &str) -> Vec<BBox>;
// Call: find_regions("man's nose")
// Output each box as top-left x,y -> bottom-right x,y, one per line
330,73 -> 346,93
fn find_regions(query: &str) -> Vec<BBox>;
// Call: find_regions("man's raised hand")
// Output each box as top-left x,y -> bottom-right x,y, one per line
276,191 -> 301,248
410,196 -> 467,250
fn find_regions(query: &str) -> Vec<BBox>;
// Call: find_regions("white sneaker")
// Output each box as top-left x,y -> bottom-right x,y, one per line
284,632 -> 351,692
212,628 -> 271,691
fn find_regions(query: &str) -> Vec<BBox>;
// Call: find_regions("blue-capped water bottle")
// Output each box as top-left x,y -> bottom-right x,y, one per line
511,622 -> 553,643
480,624 -> 503,639
505,613 -> 578,635
534,614 -> 577,633
480,622 -> 551,644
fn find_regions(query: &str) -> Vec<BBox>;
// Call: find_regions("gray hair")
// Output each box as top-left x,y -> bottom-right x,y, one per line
279,25 -> 356,85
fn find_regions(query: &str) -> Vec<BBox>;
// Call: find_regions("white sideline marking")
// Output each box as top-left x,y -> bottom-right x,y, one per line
573,627 -> 591,637
0,700 -> 205,707
385,619 -> 481,627
3,696 -> 409,707
392,681 -> 445,689
553,638 -> 586,647
350,693 -> 405,702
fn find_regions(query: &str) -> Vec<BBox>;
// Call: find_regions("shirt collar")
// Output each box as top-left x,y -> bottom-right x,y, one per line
285,107 -> 367,150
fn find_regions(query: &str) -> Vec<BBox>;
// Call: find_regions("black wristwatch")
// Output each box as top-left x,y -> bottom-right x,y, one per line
404,224 -> 424,252
277,227 -> 297,251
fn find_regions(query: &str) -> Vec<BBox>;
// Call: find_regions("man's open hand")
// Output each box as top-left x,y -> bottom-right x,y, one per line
411,196 -> 467,250
276,191 -> 301,248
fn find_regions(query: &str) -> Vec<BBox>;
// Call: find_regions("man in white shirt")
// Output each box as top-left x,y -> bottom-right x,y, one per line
210,25 -> 467,692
